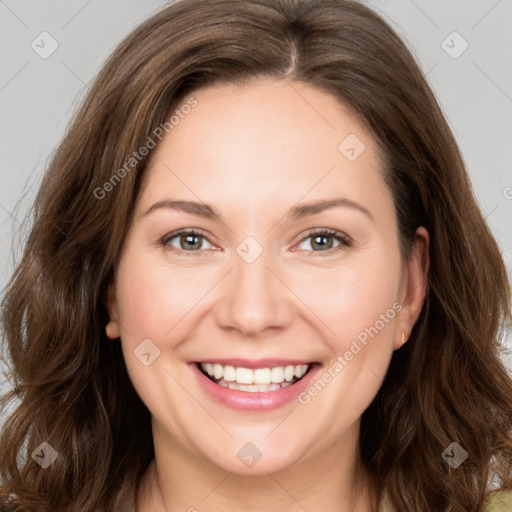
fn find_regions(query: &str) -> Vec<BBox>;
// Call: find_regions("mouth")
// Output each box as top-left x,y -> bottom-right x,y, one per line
196,361 -> 313,393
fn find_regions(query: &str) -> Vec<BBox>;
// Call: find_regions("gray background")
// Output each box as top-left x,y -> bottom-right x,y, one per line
1,0 -> 511,397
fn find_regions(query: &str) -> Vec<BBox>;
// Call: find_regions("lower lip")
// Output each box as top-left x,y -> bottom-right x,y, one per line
190,363 -> 321,412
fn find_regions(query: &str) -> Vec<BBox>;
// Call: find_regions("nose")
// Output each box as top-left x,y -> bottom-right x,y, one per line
214,244 -> 294,337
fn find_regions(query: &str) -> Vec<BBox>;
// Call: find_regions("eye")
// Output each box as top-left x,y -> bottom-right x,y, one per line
159,228 -> 352,254
295,228 -> 352,253
161,228 -> 214,252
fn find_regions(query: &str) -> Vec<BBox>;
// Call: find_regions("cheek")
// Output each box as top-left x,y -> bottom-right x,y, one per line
294,259 -> 401,431
113,251 -> 212,423
116,229 -> 402,348
290,252 -> 402,346
115,251 -> 216,343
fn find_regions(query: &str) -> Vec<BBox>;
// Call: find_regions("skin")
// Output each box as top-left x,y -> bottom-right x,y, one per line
106,78 -> 430,512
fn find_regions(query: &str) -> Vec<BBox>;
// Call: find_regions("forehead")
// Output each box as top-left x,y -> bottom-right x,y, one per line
137,79 -> 391,221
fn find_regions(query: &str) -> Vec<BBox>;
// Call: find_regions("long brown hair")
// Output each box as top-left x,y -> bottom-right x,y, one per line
1,0 -> 511,510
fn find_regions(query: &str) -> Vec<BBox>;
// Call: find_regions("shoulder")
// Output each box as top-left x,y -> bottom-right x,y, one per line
378,488 -> 512,512
484,488 -> 512,512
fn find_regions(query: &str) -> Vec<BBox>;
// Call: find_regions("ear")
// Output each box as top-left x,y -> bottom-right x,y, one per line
394,226 -> 430,350
104,279 -> 121,339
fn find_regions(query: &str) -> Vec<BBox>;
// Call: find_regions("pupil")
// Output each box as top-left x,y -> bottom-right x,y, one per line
182,234 -> 201,250
312,235 -> 333,251
179,234 -> 333,251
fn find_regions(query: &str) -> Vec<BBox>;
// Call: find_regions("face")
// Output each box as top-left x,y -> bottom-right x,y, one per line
106,78 -> 428,477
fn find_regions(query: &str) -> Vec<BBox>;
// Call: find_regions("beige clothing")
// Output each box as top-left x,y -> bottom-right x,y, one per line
378,488 -> 512,512
120,485 -> 512,511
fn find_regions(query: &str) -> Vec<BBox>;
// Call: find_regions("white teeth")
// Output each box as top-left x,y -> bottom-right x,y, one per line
213,363 -> 223,380
223,365 -> 236,382
199,362 -> 311,387
270,367 -> 285,383
253,368 -> 271,384
235,367 -> 253,384
224,380 -> 293,392
284,365 -> 295,381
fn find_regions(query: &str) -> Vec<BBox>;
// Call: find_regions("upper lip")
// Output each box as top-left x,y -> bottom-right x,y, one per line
192,358 -> 315,369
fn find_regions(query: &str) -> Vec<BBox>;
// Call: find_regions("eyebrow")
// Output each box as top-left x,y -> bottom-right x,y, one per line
143,198 -> 373,222
289,198 -> 373,222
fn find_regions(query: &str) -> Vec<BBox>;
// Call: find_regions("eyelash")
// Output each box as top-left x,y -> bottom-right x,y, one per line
160,228 -> 353,255
296,228 -> 353,254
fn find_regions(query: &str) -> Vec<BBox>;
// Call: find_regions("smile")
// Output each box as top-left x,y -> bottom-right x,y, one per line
192,359 -> 320,411
198,362 -> 311,392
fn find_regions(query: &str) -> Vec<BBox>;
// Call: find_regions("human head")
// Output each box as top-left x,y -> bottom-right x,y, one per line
1,1 -> 510,511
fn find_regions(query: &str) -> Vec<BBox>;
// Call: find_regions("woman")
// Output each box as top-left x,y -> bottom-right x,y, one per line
1,0 -> 511,510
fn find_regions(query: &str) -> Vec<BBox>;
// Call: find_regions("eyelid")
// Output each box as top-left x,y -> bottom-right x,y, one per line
299,227 -> 352,243
160,228 -> 217,254
294,228 -> 353,253
160,227 -> 353,253
161,227 -> 210,245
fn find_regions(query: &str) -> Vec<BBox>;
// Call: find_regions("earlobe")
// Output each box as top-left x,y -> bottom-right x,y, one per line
395,227 -> 430,350
105,320 -> 121,339
394,330 -> 408,350
104,281 -> 121,339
